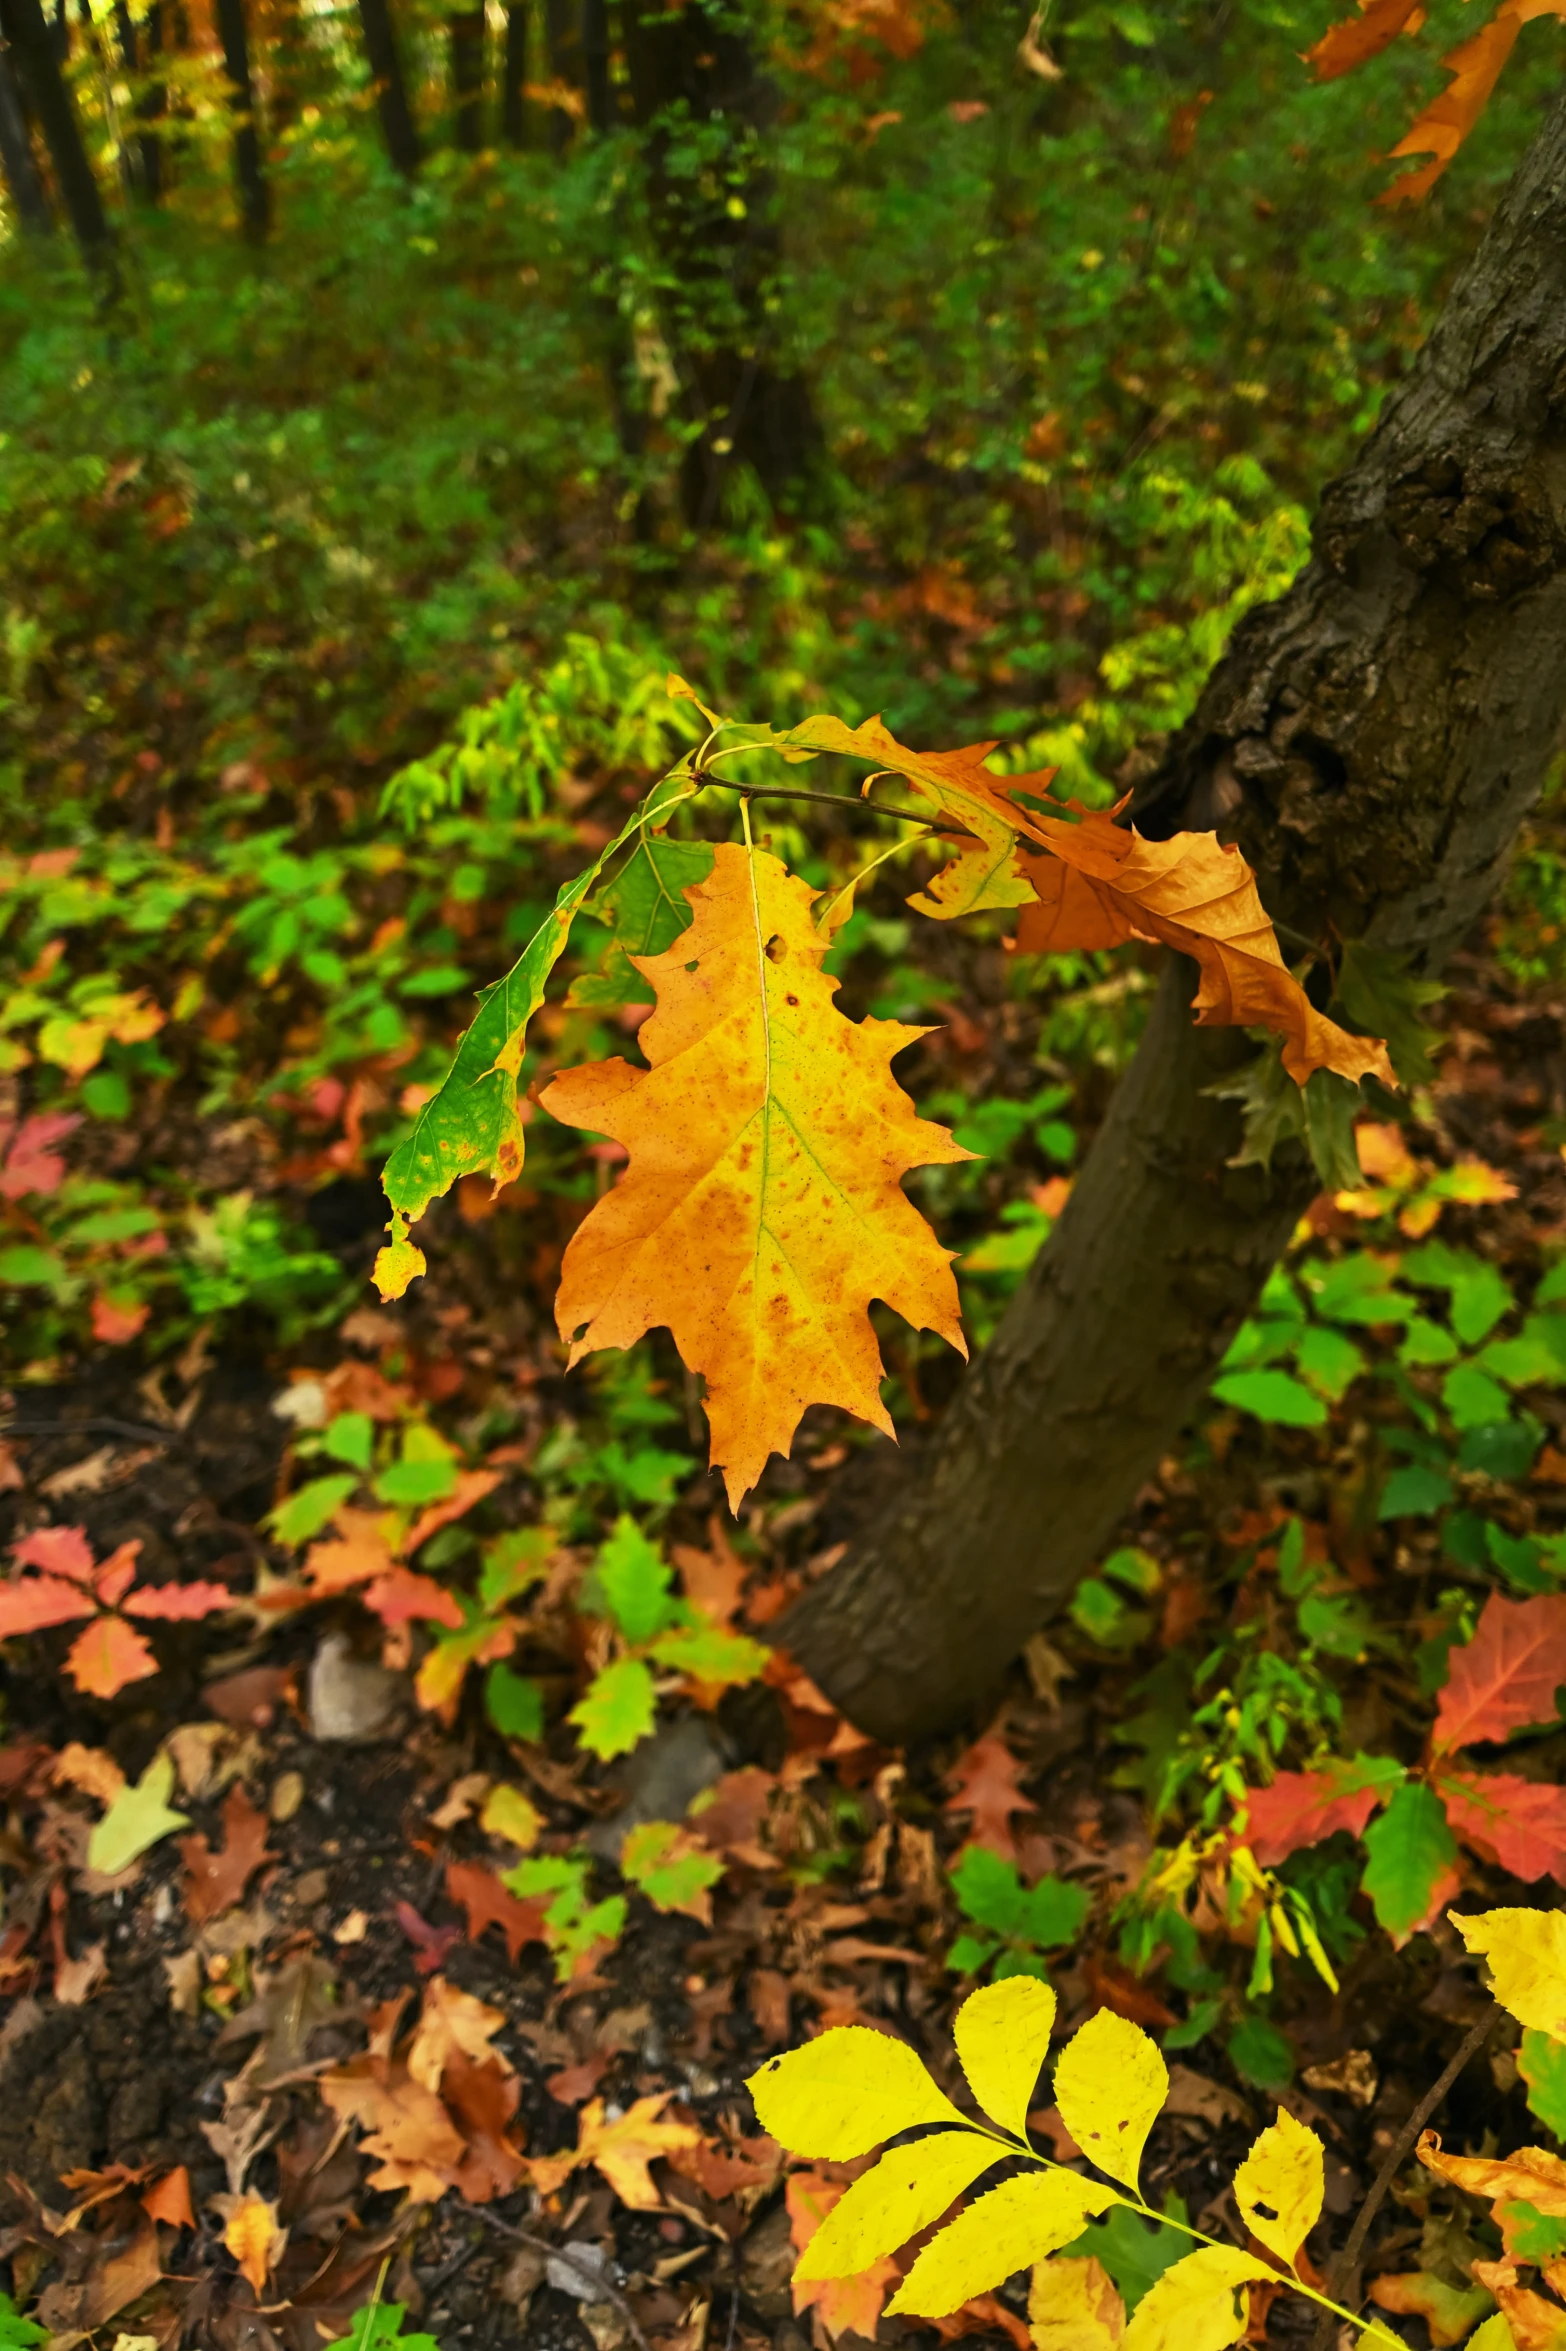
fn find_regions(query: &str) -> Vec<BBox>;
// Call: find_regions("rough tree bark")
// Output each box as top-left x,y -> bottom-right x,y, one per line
622,0 -> 825,524
356,0 -> 419,178
0,29 -> 52,230
780,80 -> 1566,1745
113,0 -> 164,201
499,0 -> 525,145
448,4 -> 484,150
213,0 -> 269,239
0,0 -> 115,280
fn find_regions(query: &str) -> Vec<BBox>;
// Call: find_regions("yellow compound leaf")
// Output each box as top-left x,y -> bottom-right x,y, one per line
1053,2010 -> 1169,2193
1120,2246 -> 1273,2351
954,1974 -> 1058,2141
1232,2107 -> 1325,2269
543,843 -> 971,1507
887,2169 -> 1119,2317
792,2130 -> 1006,2282
1452,1908 -> 1566,2040
747,2026 -> 967,2159
1029,2254 -> 1127,2351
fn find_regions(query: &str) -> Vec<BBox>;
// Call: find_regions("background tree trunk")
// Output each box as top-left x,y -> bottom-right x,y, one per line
213,0 -> 268,239
780,79 -> 1566,1747
356,0 -> 418,177
448,4 -> 484,150
499,0 -> 525,145
113,0 -> 163,200
0,0 -> 115,280
581,0 -> 609,134
544,0 -> 580,153
0,29 -> 52,229
622,0 -> 824,523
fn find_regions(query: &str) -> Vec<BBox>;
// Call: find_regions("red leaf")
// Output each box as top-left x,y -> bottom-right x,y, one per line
443,2051 -> 526,2202
124,1579 -> 232,1621
180,1785 -> 276,1924
1434,1592 -> 1566,1753
402,1469 -> 501,1558
444,1860 -> 547,1964
93,1543 -> 143,1608
1435,1769 -> 1566,1885
944,1728 -> 1032,1859
11,1525 -> 95,1582
363,1568 -> 464,1629
1244,1756 -> 1405,1863
65,1617 -> 158,1699
91,1293 -> 150,1346
1305,0 -> 1424,80
0,1111 -> 82,1199
394,1899 -> 462,1973
0,1576 -> 100,1636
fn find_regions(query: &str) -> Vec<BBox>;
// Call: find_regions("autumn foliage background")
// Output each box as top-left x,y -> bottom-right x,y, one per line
4,1 -> 1566,2349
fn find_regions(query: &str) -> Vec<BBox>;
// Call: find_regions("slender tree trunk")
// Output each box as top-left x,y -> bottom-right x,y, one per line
500,0 -> 525,144
622,0 -> 825,523
0,28 -> 52,229
266,0 -> 308,133
448,3 -> 484,149
112,0 -> 163,200
781,81 -> 1566,1745
544,0 -> 579,152
213,0 -> 268,239
0,0 -> 116,281
356,0 -> 419,177
581,0 -> 609,133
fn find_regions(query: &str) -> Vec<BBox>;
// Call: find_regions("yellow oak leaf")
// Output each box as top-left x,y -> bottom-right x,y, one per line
542,842 -> 971,1506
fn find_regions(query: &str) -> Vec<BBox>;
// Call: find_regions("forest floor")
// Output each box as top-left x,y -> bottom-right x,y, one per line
1,783 -> 1564,2351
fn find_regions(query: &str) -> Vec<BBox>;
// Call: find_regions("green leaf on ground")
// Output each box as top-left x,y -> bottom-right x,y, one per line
568,1656 -> 657,1759
1360,1780 -> 1457,1942
88,1751 -> 191,1877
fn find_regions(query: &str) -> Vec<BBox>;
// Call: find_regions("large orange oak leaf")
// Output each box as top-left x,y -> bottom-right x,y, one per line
1434,1592 -> 1566,1753
542,842 -> 971,1506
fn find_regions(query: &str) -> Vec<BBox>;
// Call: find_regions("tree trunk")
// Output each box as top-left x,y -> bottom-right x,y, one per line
581,0 -> 609,133
448,4 -> 484,149
114,0 -> 163,200
544,0 -> 580,152
622,0 -> 825,522
213,0 -> 268,239
0,27 -> 52,229
499,0 -> 525,145
780,80 -> 1566,1746
0,0 -> 116,281
356,0 -> 419,177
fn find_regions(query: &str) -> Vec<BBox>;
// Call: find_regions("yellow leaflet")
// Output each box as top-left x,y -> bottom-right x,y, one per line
886,2169 -> 1118,2317
1452,1908 -> 1566,2040
1232,2107 -> 1325,2269
746,2027 -> 966,2160
954,1975 -> 1058,2142
1054,2010 -> 1168,2193
1029,2254 -> 1127,2351
1120,2246 -> 1273,2351
1467,2316 -> 1520,2351
792,2131 -> 1004,2282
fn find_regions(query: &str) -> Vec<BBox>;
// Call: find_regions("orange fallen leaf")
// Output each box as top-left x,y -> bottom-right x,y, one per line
218,2188 -> 286,2293
945,1729 -> 1032,1859
529,2091 -> 704,2209
180,1784 -> 275,1925
407,1975 -> 513,2092
142,2165 -> 196,2230
787,2167 -> 898,2341
543,843 -> 971,1506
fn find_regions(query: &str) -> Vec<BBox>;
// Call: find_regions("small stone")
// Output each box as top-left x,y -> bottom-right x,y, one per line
306,1633 -> 405,1744
270,1770 -> 305,1822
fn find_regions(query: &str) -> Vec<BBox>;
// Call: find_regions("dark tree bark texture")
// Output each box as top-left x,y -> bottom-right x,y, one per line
500,0 -> 525,144
448,5 -> 484,150
623,0 -> 825,524
356,0 -> 419,178
781,82 -> 1566,1746
213,0 -> 268,239
114,0 -> 164,200
0,28 -> 52,229
0,0 -> 114,278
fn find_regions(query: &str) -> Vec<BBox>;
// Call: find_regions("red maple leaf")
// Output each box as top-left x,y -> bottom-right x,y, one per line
1243,1756 -> 1405,1864
0,1111 -> 82,1200
1434,1592 -> 1566,1753
1435,1769 -> 1566,1885
944,1728 -> 1032,1859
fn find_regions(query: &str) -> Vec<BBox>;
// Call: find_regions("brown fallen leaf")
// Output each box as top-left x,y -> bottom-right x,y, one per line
528,2092 -> 704,2209
319,2056 -> 468,2203
443,2049 -> 527,2202
141,2166 -> 196,2230
181,1783 -> 275,1924
445,1857 -> 549,1962
406,1974 -> 513,2091
944,1728 -> 1031,1860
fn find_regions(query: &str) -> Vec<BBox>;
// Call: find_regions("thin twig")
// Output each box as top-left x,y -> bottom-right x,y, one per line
1309,2002 -> 1501,2351
0,1417 -> 187,1448
472,2210 -> 652,2351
